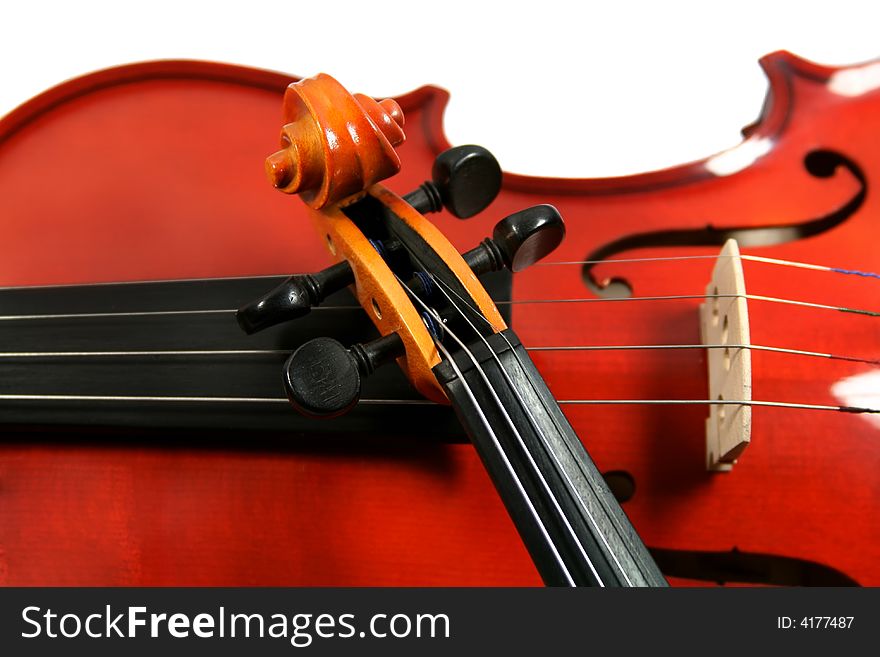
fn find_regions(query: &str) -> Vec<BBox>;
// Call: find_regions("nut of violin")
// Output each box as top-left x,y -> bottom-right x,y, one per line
266,74 -> 406,209
700,239 -> 752,472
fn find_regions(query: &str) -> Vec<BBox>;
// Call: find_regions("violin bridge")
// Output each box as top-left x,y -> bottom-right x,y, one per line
700,239 -> 752,472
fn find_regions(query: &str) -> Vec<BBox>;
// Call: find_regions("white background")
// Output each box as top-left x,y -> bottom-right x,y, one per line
2,0 -> 878,177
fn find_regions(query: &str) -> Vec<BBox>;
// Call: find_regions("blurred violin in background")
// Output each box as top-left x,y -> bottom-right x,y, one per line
0,51 -> 876,586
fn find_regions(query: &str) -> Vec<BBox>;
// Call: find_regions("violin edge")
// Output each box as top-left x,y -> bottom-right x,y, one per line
5,52 -> 878,199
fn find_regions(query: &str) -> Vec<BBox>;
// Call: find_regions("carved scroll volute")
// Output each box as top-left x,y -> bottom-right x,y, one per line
265,73 -> 405,208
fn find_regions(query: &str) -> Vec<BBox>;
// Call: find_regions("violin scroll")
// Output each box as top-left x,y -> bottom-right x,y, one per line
265,73 -> 405,209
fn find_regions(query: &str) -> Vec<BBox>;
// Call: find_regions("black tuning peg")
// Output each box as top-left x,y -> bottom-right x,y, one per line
463,204 -> 566,274
404,145 -> 502,219
236,261 -> 353,334
283,332 -> 405,418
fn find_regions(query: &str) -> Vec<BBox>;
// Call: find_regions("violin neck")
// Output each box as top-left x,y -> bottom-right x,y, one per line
434,329 -> 667,587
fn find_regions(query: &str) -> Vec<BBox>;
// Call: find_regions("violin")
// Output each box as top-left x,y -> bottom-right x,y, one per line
0,52 -> 876,586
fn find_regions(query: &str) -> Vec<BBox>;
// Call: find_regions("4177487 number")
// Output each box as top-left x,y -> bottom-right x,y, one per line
777,617 -> 854,629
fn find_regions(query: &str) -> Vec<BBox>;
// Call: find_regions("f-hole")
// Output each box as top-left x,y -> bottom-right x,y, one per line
581,149 -> 867,297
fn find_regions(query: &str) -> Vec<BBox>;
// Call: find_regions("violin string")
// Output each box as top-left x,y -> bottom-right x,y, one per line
0,394 -> 873,413
527,344 -> 880,366
414,269 -> 621,585
427,271 -> 639,585
557,399 -> 879,413
0,258 -> 874,418
1,292 -> 875,321
426,281 -> 878,415
0,394 -> 291,403
538,253 -> 880,280
0,307 -> 356,322
0,251 -> 873,293
396,274 -> 584,585
0,349 -> 290,358
0,343 -> 874,365
430,333 -> 578,586
496,293 -> 880,317
392,271 -> 879,416
0,273 -> 290,292
0,309 -> 235,321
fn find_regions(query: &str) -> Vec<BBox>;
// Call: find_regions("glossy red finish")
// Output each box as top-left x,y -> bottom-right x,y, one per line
0,54 -> 877,586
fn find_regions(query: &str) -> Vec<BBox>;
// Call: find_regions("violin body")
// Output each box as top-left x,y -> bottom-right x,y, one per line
0,53 -> 876,585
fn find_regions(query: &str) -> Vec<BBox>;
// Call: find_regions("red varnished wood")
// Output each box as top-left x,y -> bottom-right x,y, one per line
0,53 -> 876,585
